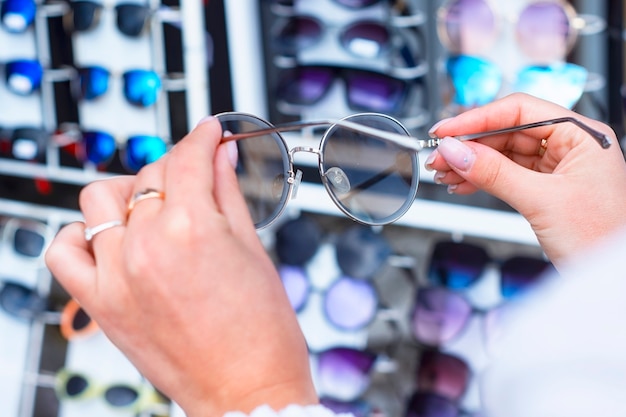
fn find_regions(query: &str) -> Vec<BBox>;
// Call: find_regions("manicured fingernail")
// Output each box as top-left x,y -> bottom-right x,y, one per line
424,150 -> 438,171
223,130 -> 238,168
433,171 -> 446,184
437,137 -> 475,172
447,184 -> 458,194
195,115 -> 216,127
428,117 -> 453,138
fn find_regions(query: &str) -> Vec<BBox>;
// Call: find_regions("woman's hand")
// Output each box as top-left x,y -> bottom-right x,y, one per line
426,93 -> 626,267
45,117 -> 318,416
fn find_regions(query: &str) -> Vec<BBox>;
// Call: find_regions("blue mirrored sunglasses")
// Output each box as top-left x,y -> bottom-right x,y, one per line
446,54 -> 588,109
0,0 -> 36,33
2,59 -> 43,96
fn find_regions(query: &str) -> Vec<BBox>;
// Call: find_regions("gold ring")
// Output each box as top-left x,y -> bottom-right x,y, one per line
127,188 -> 165,214
84,220 -> 124,242
538,138 -> 548,156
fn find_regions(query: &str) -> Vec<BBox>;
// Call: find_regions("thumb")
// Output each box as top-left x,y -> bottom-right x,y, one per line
436,137 -> 549,215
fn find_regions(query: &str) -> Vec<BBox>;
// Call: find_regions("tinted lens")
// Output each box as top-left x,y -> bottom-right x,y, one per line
320,113 -> 418,225
10,127 -> 47,161
324,276 -> 377,330
83,130 -> 116,165
64,374 -> 89,397
515,63 -> 587,109
274,215 -> 322,266
320,397 -> 373,417
344,70 -> 406,113
71,306 -> 92,332
278,265 -> 309,312
334,0 -> 381,8
274,16 -> 322,53
316,347 -> 376,401
416,350 -> 470,401
1,0 -> 36,33
115,3 -> 150,37
411,287 -> 471,346
217,113 -> 291,229
123,70 -> 161,107
340,21 -> 390,58
278,67 -> 334,106
104,385 -> 139,407
0,282 -> 46,320
67,1 -> 102,32
516,2 -> 572,63
123,135 -> 167,173
335,225 -> 392,279
5,59 -> 43,95
499,256 -> 552,299
446,55 -> 501,107
405,392 -> 459,417
439,0 -> 495,55
428,241 -> 490,289
13,226 -> 45,257
76,66 -> 110,100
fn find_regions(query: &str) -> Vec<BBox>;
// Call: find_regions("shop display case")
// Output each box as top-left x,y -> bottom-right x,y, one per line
0,0 -> 622,416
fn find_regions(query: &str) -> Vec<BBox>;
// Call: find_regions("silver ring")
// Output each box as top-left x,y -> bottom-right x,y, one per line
84,220 -> 124,242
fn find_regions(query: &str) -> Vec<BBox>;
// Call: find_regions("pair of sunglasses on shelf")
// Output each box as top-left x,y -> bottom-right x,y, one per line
216,111 -> 611,230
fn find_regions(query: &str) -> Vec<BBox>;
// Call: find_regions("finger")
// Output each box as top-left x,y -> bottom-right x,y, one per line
45,222 -> 98,304
80,176 -> 135,260
213,141 -> 259,242
162,117 -> 223,215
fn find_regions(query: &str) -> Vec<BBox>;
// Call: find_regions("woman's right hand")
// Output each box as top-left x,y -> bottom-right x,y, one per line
426,93 -> 626,268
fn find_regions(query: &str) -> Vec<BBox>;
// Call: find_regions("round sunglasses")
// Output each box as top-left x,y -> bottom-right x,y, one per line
217,112 -> 611,230
445,54 -> 589,109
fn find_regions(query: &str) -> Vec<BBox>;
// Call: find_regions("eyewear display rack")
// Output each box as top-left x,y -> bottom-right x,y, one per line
0,0 -> 207,416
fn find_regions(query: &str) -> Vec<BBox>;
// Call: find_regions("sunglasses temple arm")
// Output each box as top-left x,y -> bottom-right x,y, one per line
220,120 -> 429,152
453,117 -> 612,149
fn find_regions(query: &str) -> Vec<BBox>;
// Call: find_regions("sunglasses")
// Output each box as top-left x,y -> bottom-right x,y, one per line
2,216 -> 53,260
0,280 -> 47,321
416,349 -> 471,402
218,112 -> 611,229
56,126 -> 168,173
0,126 -> 48,162
62,1 -> 180,37
275,66 -> 425,118
53,369 -> 167,412
2,59 -> 43,96
0,0 -> 36,33
437,0 -> 603,63
427,240 -> 554,300
71,66 -> 163,107
58,298 -> 99,341
446,54 -> 589,109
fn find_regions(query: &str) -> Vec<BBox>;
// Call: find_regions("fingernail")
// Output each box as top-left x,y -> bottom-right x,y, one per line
223,130 -> 238,168
196,115 -> 216,127
424,150 -> 438,171
433,171 -> 446,184
437,137 -> 475,172
447,184 -> 458,194
428,117 -> 453,138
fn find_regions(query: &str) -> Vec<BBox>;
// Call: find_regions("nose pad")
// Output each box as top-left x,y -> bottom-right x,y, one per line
324,166 -> 351,194
289,169 -> 303,199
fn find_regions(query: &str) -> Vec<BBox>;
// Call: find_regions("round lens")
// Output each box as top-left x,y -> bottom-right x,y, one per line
64,374 -> 89,397
438,0 -> 496,55
340,21 -> 390,59
344,70 -> 407,113
123,70 -> 161,107
104,385 -> 140,407
320,113 -> 417,225
516,2 -> 573,63
417,350 -> 470,401
1,0 -> 36,33
446,55 -> 502,107
411,287 -> 472,346
83,131 -> 116,166
274,16 -> 322,53
217,113 -> 291,229
115,4 -> 150,37
5,59 -> 43,95
0,281 -> 46,320
316,347 -> 376,401
123,135 -> 167,173
77,66 -> 110,100
278,265 -> 310,312
428,241 -> 490,289
324,276 -> 377,330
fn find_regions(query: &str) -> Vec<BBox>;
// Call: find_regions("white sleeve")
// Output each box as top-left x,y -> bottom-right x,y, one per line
224,404 -> 355,417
